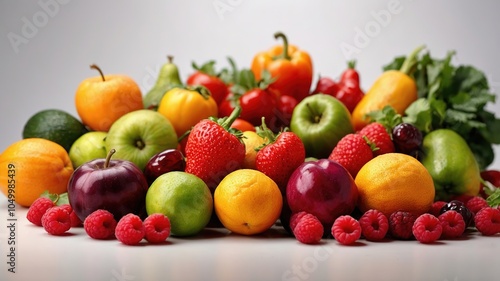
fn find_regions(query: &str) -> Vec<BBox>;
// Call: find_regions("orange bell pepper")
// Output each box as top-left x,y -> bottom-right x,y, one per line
251,32 -> 313,102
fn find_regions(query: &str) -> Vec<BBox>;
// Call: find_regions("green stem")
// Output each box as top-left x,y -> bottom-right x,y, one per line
220,106 -> 242,130
274,32 -> 291,60
188,85 -> 211,100
257,117 -> 277,143
399,45 -> 426,76
347,60 -> 357,69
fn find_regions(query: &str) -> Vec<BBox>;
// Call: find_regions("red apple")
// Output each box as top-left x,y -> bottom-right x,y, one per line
67,149 -> 149,222
286,159 -> 358,229
480,170 -> 500,199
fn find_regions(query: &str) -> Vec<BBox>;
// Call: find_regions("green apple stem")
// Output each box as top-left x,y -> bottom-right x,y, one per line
90,64 -> 106,82
305,103 -> 322,123
167,55 -> 173,63
104,149 -> 116,168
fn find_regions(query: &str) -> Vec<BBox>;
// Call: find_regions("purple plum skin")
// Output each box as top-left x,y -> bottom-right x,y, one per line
67,158 -> 149,222
144,149 -> 186,186
286,159 -> 358,227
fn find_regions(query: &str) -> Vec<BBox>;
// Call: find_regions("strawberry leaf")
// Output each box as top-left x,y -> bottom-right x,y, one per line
39,190 -> 69,206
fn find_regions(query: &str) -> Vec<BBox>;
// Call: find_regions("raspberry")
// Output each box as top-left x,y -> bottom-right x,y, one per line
466,196 -> 489,215
430,201 -> 447,217
143,213 -> 171,243
115,213 -> 145,245
292,213 -> 323,244
41,206 -> 71,235
27,197 -> 54,226
358,122 -> 395,156
328,133 -> 374,178
412,214 -> 442,243
389,211 -> 416,240
359,209 -> 389,241
474,207 -> 500,236
438,210 -> 466,239
84,209 -> 117,240
59,204 -> 83,227
289,211 -> 308,232
331,215 -> 361,245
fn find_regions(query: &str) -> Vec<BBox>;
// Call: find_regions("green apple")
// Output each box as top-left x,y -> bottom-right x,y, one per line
69,131 -> 107,168
145,171 -> 213,236
105,109 -> 178,171
420,129 -> 481,201
290,94 -> 354,159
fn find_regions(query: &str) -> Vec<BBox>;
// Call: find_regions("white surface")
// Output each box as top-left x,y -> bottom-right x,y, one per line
1,1 -> 500,281
0,203 -> 499,281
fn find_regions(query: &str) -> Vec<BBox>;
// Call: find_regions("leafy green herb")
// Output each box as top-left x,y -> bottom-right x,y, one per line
380,49 -> 500,169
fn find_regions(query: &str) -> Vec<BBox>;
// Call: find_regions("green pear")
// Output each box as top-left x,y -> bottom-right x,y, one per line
143,55 -> 183,110
420,129 -> 481,201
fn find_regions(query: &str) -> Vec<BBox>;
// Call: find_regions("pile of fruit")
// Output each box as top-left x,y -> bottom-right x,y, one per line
1,32 -> 500,246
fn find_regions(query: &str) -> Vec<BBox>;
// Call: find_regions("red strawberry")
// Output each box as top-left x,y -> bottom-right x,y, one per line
358,122 -> 395,156
328,133 -> 373,178
255,120 -> 306,194
184,106 -> 246,191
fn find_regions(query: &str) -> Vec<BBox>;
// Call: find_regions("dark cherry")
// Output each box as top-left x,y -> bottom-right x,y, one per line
392,123 -> 423,154
440,200 -> 474,227
144,149 -> 186,185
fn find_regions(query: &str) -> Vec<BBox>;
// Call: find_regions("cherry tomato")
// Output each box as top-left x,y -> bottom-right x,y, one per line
311,76 -> 339,96
219,89 -> 278,127
230,118 -> 256,132
186,72 -> 228,105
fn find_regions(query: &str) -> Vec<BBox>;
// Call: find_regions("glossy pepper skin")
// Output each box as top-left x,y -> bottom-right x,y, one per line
351,45 -> 425,131
251,32 -> 313,103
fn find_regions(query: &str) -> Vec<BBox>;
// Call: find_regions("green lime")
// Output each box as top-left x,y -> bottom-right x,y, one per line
146,172 -> 213,236
23,109 -> 89,152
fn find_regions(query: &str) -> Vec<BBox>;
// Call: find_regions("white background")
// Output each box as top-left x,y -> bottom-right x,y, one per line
1,2 -> 500,281
1,0 -> 499,169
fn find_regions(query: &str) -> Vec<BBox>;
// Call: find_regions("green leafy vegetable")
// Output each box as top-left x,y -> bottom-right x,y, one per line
380,49 -> 500,169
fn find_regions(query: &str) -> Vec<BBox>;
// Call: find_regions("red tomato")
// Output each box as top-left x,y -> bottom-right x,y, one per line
219,89 -> 278,127
230,118 -> 256,132
186,72 -> 228,105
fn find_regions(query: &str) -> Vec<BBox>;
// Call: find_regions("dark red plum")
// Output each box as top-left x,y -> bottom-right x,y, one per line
144,149 -> 186,185
67,149 -> 149,222
286,159 -> 358,229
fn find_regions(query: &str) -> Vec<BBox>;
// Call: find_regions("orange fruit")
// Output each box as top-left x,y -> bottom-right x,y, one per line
214,169 -> 282,235
355,153 -> 435,217
75,64 -> 143,132
241,131 -> 267,169
0,138 -> 74,207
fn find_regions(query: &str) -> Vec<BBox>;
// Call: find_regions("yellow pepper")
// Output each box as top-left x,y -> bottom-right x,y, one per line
157,87 -> 218,137
352,45 -> 425,131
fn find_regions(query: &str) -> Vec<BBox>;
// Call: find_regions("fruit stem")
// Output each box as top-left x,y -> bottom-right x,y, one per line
306,103 -> 322,123
399,45 -> 426,76
167,55 -> 173,63
104,149 -> 116,168
257,117 -> 277,144
220,105 -> 242,130
274,32 -> 291,60
90,64 -> 106,82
